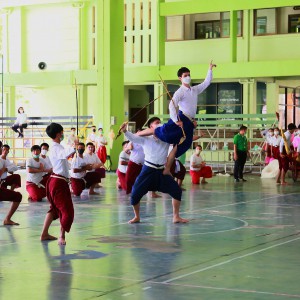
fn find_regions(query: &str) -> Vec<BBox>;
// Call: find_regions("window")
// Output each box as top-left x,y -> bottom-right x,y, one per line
194,11 -> 242,40
254,8 -> 277,35
197,83 -> 243,116
288,14 -> 300,33
257,82 -> 266,114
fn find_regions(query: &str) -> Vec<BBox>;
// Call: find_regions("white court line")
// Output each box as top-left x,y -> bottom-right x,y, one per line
149,282 -> 300,298
0,193 -> 295,247
163,235 -> 300,284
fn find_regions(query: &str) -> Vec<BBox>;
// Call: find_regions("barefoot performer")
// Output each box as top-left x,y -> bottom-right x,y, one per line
119,117 -> 189,224
136,61 -> 216,175
40,123 -> 77,245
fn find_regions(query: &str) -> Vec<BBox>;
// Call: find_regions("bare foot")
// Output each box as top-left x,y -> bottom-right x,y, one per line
3,219 -> 19,226
40,234 -> 57,241
173,217 -> 189,223
95,183 -> 102,188
201,180 -> 208,184
281,182 -> 289,185
58,237 -> 66,245
128,217 -> 140,224
89,191 -> 100,195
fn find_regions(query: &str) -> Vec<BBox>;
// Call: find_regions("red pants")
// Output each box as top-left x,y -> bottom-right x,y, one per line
97,146 -> 107,164
46,175 -> 74,233
26,182 -> 46,202
1,174 -> 21,189
0,187 -> 22,202
117,169 -> 126,191
85,171 -> 102,188
271,147 -> 280,160
125,160 -> 143,194
171,160 -> 186,180
190,166 -> 213,184
70,178 -> 86,196
95,167 -> 106,179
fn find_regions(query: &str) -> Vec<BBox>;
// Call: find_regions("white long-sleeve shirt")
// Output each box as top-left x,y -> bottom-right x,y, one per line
83,152 -> 102,172
279,131 -> 292,153
0,158 -> 18,179
129,142 -> 144,165
70,156 -> 86,179
49,142 -> 75,178
169,69 -> 213,122
125,131 -> 169,167
26,158 -> 44,184
15,113 -> 27,125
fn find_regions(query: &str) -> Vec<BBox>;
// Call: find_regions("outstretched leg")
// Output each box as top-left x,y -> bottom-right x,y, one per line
3,202 -> 20,225
58,227 -> 66,245
172,198 -> 189,223
163,144 -> 177,176
128,202 -> 141,224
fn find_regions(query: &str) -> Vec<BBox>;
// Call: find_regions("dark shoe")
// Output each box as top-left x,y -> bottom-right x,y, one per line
240,178 -> 247,182
234,178 -> 240,183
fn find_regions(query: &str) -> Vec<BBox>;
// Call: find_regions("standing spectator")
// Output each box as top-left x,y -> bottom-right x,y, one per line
12,107 -> 28,138
96,127 -> 108,164
233,125 -> 249,182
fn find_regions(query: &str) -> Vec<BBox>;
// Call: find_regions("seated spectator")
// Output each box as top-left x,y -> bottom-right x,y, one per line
26,145 -> 49,202
116,141 -> 130,190
11,107 -> 28,138
70,143 -> 93,196
40,142 -> 53,184
189,145 -> 213,184
0,141 -> 22,225
0,144 -> 21,190
83,142 -> 105,195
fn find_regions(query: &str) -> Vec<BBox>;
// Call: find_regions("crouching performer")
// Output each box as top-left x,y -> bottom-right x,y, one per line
119,117 -> 189,224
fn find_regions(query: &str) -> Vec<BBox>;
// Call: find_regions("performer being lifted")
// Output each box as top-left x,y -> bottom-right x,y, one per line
137,61 -> 216,175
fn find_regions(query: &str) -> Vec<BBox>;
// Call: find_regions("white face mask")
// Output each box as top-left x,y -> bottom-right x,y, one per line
41,149 -> 48,156
182,76 -> 191,85
274,131 -> 279,135
195,149 -> 201,154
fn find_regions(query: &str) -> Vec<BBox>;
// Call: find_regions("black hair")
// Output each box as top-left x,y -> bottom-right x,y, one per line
177,67 -> 190,78
196,145 -> 202,149
78,142 -> 85,147
40,142 -> 49,149
86,142 -> 94,147
31,145 -> 41,152
147,117 -> 160,128
98,128 -> 103,131
298,124 -> 300,129
287,123 -> 297,130
268,128 -> 274,131
2,144 -> 10,150
240,125 -> 248,131
71,127 -> 76,130
18,107 -> 24,113
0,141 -> 2,148
46,123 -> 63,139
122,141 -> 129,147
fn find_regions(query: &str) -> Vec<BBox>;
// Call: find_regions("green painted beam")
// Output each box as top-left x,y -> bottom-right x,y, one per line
0,0 -> 89,9
125,59 -> 300,82
230,10 -> 237,63
160,0 -> 300,16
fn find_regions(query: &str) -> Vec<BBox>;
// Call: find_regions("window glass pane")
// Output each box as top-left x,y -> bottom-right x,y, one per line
217,83 -> 242,114
257,82 -> 266,114
255,8 -> 276,35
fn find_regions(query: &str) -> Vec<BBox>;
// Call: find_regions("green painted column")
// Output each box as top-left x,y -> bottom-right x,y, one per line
97,0 -> 124,170
230,10 -> 237,62
158,0 -> 166,68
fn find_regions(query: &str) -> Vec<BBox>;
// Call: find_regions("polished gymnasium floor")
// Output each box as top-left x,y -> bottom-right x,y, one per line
0,172 -> 300,300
